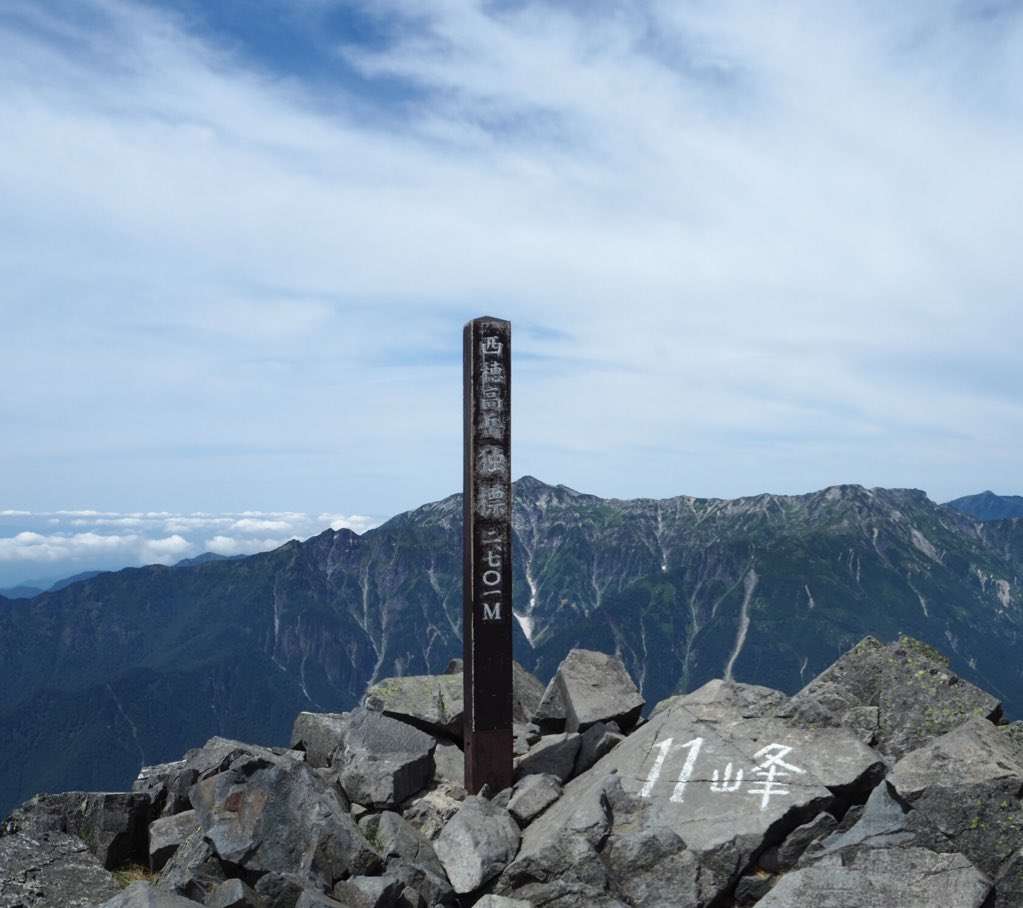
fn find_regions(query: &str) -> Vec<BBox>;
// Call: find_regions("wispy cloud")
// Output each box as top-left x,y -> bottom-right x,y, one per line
1,0 -> 1021,518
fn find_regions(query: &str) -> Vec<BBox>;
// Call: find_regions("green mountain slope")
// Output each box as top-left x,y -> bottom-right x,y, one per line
2,479 -> 1022,817
946,490 -> 1023,521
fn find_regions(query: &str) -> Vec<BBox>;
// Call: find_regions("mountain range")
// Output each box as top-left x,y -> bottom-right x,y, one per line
1,479 -> 1021,818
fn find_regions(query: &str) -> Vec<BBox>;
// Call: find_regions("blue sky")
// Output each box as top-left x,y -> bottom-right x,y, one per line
2,1 -> 1023,585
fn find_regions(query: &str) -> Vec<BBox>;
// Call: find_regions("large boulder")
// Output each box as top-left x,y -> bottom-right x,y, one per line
434,795 -> 521,894
364,674 -> 464,739
2,790 -> 151,869
134,737 -> 297,820
154,822 -> 226,902
334,709 -> 436,808
515,732 -> 581,783
148,809 -> 200,872
290,712 -> 349,769
756,844 -> 991,907
781,636 -> 1002,761
754,783 -> 992,907
0,830 -> 122,907
498,678 -> 884,906
887,715 -> 1023,878
364,662 -> 546,742
540,649 -> 645,734
96,881 -> 203,907
190,752 -> 381,889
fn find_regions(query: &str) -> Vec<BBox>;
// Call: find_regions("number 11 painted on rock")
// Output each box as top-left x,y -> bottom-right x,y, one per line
463,316 -> 513,794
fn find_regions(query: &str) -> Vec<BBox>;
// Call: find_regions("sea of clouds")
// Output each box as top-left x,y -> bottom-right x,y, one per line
0,509 -> 384,591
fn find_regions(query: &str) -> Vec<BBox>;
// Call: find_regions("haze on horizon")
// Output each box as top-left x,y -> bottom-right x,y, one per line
2,1 -> 1022,577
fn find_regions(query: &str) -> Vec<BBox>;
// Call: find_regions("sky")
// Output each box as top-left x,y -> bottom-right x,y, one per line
2,0 -> 1023,586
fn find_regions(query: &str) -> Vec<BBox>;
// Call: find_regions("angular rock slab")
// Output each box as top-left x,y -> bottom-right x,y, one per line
783,636 -> 1001,761
753,846 -> 991,907
549,649 -> 645,734
149,809 -> 200,872
154,823 -> 225,902
888,715 -> 1023,878
336,709 -> 436,808
364,662 -> 547,742
97,881 -> 203,906
364,674 -> 464,739
515,732 -> 581,783
499,691 -> 883,906
191,753 -> 381,888
0,830 -> 122,908
290,711 -> 349,768
2,790 -> 151,869
434,795 -> 521,894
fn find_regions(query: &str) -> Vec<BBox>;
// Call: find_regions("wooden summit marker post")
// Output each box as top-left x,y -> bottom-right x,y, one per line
463,316 -> 513,794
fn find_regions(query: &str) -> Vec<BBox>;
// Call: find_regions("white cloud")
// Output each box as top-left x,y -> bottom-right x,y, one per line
0,509 -> 386,587
141,535 -> 195,563
204,534 -> 294,557
0,0 -> 1021,518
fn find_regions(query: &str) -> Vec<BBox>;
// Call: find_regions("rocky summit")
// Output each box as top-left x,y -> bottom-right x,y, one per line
2,637 -> 1023,907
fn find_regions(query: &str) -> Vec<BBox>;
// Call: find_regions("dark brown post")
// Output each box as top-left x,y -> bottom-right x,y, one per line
463,316 -> 513,794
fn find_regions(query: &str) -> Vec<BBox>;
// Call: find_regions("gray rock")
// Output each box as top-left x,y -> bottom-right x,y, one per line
190,753 -> 381,888
511,662 -> 546,725
364,663 -> 547,744
149,809 -> 199,872
364,674 -> 464,739
253,872 -> 310,908
400,784 -> 464,841
336,709 -> 436,808
993,847 -> 1023,908
758,811 -> 838,872
359,811 -> 447,882
887,715 -> 1023,878
573,721 -> 625,777
96,881 -> 203,906
332,874 -> 405,908
800,782 -> 938,861
654,678 -> 788,720
500,687 -> 884,905
515,733 -> 581,783
207,878 -> 266,907
294,892 -> 346,908
0,830 -> 122,908
474,898 -> 534,908
531,677 -> 567,735
430,739 -> 464,786
782,636 -> 1001,761
154,823 -> 225,902
290,712 -> 349,768
133,760 -> 194,818
733,871 -> 774,905
604,823 -> 702,907
551,649 -> 645,734
434,795 -> 521,893
137,737 -> 301,823
753,846 -> 991,907
512,723 -> 541,758
1,790 -> 151,869
508,774 -> 562,826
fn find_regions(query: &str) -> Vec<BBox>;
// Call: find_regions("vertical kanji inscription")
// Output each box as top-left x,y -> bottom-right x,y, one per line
463,316 -> 513,794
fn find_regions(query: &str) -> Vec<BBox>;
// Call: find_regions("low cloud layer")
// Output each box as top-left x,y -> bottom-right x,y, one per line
0,510 -> 383,589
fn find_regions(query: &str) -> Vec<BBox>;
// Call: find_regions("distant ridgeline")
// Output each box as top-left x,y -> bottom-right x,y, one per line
1,479 -> 1022,818
2,639 -> 1023,906
945,490 -> 1023,522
